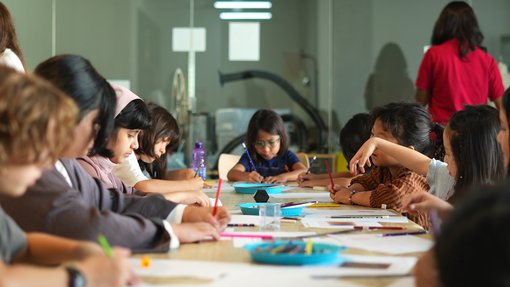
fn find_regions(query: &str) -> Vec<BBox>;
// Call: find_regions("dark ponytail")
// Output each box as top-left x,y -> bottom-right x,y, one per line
432,123 -> 445,161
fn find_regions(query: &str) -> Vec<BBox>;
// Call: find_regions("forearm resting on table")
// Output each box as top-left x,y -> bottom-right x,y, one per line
14,233 -> 99,266
134,178 -> 202,193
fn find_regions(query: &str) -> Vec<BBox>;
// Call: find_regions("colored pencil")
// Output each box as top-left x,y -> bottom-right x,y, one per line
220,233 -> 273,239
380,230 -> 427,237
97,234 -> 113,258
324,159 -> 335,191
212,179 -> 222,216
242,142 -> 257,172
306,155 -> 317,174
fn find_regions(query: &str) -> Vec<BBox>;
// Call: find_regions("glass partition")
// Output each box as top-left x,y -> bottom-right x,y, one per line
6,0 -> 510,173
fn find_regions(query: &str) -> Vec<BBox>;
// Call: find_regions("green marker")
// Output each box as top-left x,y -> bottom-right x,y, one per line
97,234 -> 113,258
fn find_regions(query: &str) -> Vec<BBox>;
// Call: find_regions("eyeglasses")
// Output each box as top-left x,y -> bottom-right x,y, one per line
254,138 -> 280,148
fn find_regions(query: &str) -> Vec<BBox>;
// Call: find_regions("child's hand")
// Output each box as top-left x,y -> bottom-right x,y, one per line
164,190 -> 210,207
349,137 -> 379,175
190,176 -> 205,189
247,171 -> 264,182
182,206 -> 231,231
75,247 -> 140,287
329,186 -> 350,204
263,174 -> 286,184
402,191 -> 453,219
172,222 -> 220,242
297,172 -> 314,183
326,183 -> 343,195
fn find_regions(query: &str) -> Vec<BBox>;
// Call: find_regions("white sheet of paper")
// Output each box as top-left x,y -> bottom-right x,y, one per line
172,27 -> 206,52
309,254 -> 418,278
227,231 -> 316,247
130,258 -> 225,280
302,208 -> 397,217
326,233 -> 433,254
301,218 -> 383,229
131,257 -> 413,286
270,192 -> 331,199
229,22 -> 259,61
202,181 -> 235,193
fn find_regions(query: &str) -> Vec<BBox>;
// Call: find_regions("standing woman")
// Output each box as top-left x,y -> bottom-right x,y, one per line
415,1 -> 504,125
0,2 -> 26,72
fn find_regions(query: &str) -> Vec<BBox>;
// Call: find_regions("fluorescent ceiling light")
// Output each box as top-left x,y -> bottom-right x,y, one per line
214,1 -> 272,9
220,12 -> 272,20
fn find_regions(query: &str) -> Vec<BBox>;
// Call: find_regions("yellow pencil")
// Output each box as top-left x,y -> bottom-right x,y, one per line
305,239 -> 313,255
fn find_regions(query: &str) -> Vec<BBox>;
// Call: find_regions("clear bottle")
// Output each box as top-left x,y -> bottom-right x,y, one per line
192,141 -> 206,180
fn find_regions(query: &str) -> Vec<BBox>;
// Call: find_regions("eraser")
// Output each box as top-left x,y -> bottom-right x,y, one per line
312,186 -> 327,191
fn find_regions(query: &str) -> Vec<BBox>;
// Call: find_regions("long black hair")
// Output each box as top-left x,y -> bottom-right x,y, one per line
371,102 -> 435,156
431,1 -> 485,58
436,182 -> 510,287
246,109 -> 289,162
34,55 -> 116,157
93,98 -> 151,157
447,105 -> 504,202
136,103 -> 179,179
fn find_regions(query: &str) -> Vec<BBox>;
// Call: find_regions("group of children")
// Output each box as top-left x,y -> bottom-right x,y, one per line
2,1 -> 510,286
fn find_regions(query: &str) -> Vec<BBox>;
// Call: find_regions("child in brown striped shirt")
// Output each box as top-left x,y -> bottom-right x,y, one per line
328,103 -> 435,227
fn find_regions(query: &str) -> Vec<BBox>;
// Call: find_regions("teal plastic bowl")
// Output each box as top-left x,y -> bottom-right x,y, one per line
239,203 -> 304,216
232,183 -> 284,194
245,240 -> 346,265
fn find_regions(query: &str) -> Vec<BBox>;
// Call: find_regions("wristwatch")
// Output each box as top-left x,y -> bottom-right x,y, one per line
65,265 -> 87,287
348,189 -> 358,205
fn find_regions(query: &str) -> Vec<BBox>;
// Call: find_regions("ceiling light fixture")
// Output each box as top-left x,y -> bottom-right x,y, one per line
219,12 -> 272,20
214,1 -> 272,9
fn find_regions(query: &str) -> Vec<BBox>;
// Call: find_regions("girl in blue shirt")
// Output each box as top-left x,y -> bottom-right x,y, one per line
227,109 -> 307,183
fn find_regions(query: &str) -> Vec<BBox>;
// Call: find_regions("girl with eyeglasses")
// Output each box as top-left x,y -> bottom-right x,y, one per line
227,109 -> 307,183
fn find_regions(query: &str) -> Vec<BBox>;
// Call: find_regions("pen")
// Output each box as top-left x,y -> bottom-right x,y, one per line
280,200 -> 318,209
352,226 -> 405,230
242,142 -> 257,172
227,223 -> 256,227
193,158 -> 204,178
306,155 -> 317,174
212,178 -> 222,216
324,159 -> 335,191
331,215 -> 390,219
381,230 -> 427,237
220,233 -> 273,239
97,234 -> 113,258
429,208 -> 441,239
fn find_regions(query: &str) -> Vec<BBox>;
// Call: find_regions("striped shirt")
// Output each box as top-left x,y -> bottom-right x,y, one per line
350,166 -> 430,227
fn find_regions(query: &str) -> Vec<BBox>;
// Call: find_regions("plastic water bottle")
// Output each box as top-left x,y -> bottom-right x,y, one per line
192,141 -> 206,180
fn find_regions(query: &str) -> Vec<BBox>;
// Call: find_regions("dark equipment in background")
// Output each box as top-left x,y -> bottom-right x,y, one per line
218,70 -> 328,152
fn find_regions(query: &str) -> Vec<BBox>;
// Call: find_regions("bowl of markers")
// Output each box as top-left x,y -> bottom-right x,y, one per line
245,240 -> 346,265
232,183 -> 285,194
239,201 -> 317,217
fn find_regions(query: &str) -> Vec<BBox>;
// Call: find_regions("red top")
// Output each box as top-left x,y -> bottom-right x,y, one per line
416,39 -> 504,125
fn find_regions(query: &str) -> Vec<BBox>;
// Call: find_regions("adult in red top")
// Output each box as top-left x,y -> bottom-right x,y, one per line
415,1 -> 504,125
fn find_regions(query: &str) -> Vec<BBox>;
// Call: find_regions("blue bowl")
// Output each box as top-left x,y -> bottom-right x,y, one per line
239,203 -> 304,216
232,183 -> 284,194
245,240 -> 346,265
